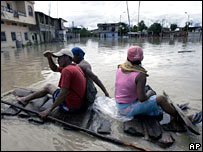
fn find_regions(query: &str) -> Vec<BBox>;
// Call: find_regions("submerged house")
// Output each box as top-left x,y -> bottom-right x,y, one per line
97,23 -> 120,38
53,18 -> 67,42
30,11 -> 68,43
30,11 -> 55,43
1,1 -> 36,48
66,27 -> 81,39
188,24 -> 202,37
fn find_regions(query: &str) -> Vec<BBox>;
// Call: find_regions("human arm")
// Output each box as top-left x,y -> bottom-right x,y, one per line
83,67 -> 110,97
136,73 -> 156,102
39,87 -> 68,118
43,50 -> 59,72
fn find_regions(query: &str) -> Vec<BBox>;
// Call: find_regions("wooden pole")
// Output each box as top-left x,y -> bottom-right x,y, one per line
137,1 -> 140,38
1,100 -> 151,151
126,1 -> 130,30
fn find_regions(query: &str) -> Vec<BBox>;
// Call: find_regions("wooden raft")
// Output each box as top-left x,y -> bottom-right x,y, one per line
2,87 -> 197,148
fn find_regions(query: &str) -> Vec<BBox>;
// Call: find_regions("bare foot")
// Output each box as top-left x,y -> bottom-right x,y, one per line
16,96 -> 27,106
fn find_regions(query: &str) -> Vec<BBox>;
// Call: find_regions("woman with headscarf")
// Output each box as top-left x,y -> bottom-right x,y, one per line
115,46 -> 202,125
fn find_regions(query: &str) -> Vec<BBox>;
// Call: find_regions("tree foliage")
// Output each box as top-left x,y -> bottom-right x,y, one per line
148,23 -> 162,35
170,24 -> 177,31
118,22 -> 129,36
138,20 -> 148,31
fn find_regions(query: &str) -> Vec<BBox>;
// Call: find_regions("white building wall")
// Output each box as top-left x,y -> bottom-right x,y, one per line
1,1 -> 36,25
1,22 -> 32,48
1,1 -> 36,48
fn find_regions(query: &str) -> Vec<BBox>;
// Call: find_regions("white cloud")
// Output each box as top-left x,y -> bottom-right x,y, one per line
34,1 -> 202,30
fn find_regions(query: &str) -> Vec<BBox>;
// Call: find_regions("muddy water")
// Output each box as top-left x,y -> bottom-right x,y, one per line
1,37 -> 202,151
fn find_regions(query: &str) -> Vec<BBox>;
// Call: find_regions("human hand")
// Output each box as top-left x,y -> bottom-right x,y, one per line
43,50 -> 54,58
39,108 -> 51,118
147,90 -> 156,96
104,91 -> 110,98
105,92 -> 110,98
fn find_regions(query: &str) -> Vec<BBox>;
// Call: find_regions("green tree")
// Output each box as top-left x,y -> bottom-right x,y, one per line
118,22 -> 129,36
183,21 -> 192,31
170,24 -> 177,31
74,28 -> 94,37
131,25 -> 137,32
148,23 -> 162,35
138,20 -> 148,31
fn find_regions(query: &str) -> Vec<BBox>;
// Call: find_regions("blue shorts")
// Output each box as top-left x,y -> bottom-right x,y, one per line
116,95 -> 163,118
53,89 -> 70,112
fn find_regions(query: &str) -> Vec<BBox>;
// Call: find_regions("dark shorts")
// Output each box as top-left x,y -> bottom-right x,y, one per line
53,89 -> 83,113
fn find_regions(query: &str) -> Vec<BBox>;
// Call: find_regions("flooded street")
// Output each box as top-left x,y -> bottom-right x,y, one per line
1,37 -> 202,151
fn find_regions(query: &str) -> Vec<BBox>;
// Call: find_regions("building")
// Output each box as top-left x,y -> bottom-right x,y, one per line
30,11 -> 55,43
1,1 -> 36,48
53,18 -> 67,42
66,27 -> 81,39
188,25 -> 202,37
30,11 -> 68,43
97,23 -> 120,38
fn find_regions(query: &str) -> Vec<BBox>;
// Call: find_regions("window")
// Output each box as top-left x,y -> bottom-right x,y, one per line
28,6 -> 33,16
7,3 -> 11,9
6,3 -> 13,12
24,32 -> 28,40
23,24 -> 27,27
12,23 -> 17,26
1,32 -> 7,41
1,21 -> 4,24
11,32 -> 16,41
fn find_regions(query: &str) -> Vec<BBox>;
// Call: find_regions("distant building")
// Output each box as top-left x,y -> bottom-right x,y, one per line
188,25 -> 202,37
30,11 -> 55,43
90,29 -> 99,35
53,18 -> 67,42
30,11 -> 68,43
97,23 -> 120,38
161,27 -> 186,38
1,1 -> 36,48
66,27 -> 81,39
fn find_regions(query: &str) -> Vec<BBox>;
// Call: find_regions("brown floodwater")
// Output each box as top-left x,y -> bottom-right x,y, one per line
1,37 -> 202,151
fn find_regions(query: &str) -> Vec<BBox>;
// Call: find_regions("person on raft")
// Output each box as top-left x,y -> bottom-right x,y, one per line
16,48 -> 86,118
71,47 -> 110,97
114,46 -> 202,125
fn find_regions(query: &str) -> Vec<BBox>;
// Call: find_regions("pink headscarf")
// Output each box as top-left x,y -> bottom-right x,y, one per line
127,46 -> 143,62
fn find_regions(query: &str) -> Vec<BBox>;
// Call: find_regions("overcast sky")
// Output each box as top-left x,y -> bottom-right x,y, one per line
34,1 -> 202,30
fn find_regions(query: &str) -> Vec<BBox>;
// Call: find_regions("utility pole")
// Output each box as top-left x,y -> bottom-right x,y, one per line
137,1 -> 140,38
48,2 -> 51,43
126,1 -> 130,31
185,12 -> 189,36
57,1 -> 58,18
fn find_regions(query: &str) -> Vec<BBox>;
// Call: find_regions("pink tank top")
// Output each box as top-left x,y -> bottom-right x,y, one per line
115,68 -> 140,103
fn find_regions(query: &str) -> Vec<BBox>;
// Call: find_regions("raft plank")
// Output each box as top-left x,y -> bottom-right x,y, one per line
171,102 -> 200,135
1,101 -> 24,116
97,117 -> 111,134
87,110 -> 111,134
157,131 -> 175,148
18,95 -> 49,118
143,117 -> 162,140
2,88 -> 36,116
123,117 -> 145,137
161,119 -> 187,132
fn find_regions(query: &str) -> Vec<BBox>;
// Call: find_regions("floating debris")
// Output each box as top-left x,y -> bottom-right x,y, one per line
178,50 -> 195,53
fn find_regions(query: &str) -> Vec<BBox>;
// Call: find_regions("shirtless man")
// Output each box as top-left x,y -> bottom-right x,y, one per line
71,47 -> 110,97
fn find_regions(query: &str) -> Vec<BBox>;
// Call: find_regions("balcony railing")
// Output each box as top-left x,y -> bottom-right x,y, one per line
1,5 -> 26,17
